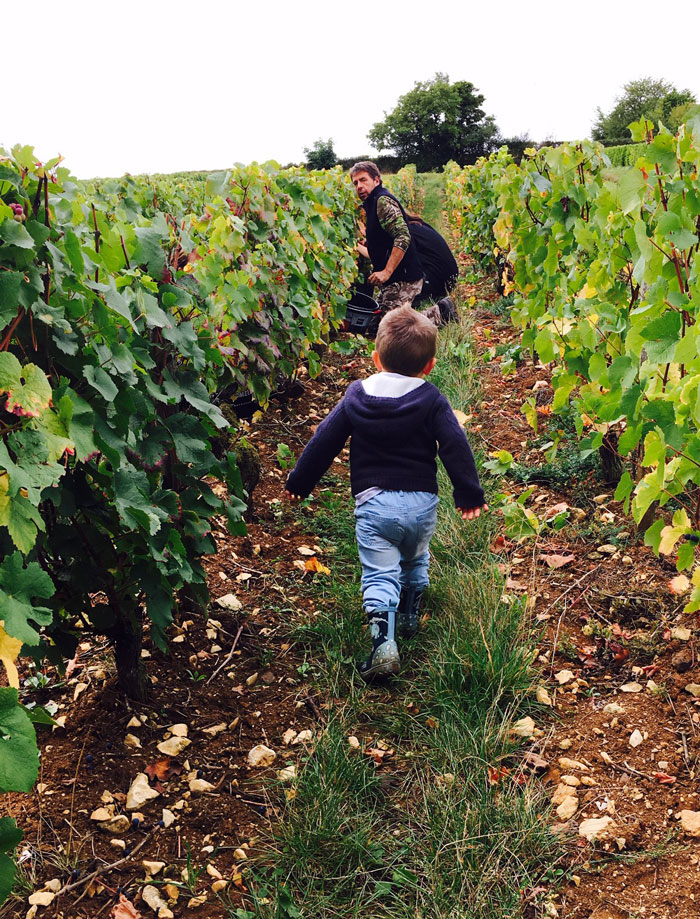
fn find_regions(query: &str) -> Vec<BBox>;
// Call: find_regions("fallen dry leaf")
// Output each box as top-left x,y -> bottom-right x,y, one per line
669,574 -> 691,595
487,764 -> 509,786
111,894 -> 142,919
145,757 -> 182,783
540,553 -> 575,570
523,751 -> 549,771
653,772 -> 676,784
304,556 -> 331,575
452,409 -> 469,426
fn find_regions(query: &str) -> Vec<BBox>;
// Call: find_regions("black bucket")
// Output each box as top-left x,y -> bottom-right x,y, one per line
343,290 -> 382,335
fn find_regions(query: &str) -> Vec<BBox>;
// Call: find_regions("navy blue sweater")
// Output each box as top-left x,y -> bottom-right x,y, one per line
285,380 -> 485,509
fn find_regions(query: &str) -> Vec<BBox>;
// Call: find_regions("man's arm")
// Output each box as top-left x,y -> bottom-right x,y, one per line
369,197 -> 412,285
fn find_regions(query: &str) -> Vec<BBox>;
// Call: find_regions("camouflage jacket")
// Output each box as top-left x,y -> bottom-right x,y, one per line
376,194 -> 411,252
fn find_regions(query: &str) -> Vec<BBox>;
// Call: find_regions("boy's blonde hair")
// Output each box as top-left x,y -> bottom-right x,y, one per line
375,307 -> 437,376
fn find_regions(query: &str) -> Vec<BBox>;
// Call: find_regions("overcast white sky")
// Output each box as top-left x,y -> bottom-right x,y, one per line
3,0 -> 698,178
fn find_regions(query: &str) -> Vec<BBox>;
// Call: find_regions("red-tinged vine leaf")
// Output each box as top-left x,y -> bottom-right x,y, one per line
0,353 -> 52,418
653,772 -> 676,784
663,629 -> 672,641
111,894 -> 142,919
487,765 -> 509,786
540,553 -> 575,570
506,577 -> 526,591
511,770 -> 527,786
641,664 -> 659,677
492,534 -> 506,552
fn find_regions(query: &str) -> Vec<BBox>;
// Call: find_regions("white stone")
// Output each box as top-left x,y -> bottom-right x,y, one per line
681,810 -> 700,837
90,807 -> 112,822
161,808 -> 176,828
292,730 -> 313,745
142,885 -> 173,916
277,765 -> 297,783
579,816 -> 615,841
126,773 -> 160,810
202,723 -> 227,738
168,723 -> 188,737
142,860 -> 165,876
28,891 -> 55,907
558,757 -> 589,772
124,733 -> 142,749
603,702 -> 625,715
556,796 -> 579,820
629,729 -> 644,748
157,736 -> 191,757
248,744 -> 276,767
189,777 -> 215,794
216,593 -> 242,611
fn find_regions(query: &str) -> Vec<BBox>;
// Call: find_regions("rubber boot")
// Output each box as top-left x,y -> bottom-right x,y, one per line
438,297 -> 459,324
359,605 -> 400,681
397,586 -> 424,638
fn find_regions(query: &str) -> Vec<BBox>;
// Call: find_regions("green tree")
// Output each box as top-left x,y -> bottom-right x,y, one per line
592,77 -> 696,144
304,138 -> 337,170
368,73 -> 498,171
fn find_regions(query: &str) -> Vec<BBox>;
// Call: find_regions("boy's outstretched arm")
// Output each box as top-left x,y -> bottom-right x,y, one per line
284,397 -> 353,499
432,394 -> 487,514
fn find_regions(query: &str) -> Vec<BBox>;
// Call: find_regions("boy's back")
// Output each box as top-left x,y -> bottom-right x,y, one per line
285,307 -> 486,681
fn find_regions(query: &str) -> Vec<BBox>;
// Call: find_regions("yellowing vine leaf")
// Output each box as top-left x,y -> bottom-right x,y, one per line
0,624 -> 22,688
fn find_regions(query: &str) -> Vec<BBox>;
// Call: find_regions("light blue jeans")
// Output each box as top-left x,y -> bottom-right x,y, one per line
354,491 -> 439,612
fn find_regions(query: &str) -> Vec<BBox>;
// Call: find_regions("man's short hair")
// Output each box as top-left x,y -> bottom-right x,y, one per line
350,161 -> 381,181
375,307 -> 437,376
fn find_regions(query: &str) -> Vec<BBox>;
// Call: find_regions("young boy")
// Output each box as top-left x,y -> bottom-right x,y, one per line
285,307 -> 487,680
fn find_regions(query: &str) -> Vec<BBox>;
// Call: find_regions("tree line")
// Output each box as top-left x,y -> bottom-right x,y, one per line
305,74 -> 697,172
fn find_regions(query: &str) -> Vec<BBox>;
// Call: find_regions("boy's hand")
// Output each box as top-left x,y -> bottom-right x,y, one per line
458,504 -> 488,521
284,490 -> 301,502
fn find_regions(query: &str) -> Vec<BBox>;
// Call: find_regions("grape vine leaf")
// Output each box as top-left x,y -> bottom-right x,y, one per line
0,219 -> 35,250
0,270 -> 22,330
0,552 -> 55,646
0,688 -> 38,792
0,816 -> 23,903
0,353 -> 52,418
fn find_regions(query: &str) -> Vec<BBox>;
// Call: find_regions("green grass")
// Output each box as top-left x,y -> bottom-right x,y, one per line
241,320 -> 559,919
419,173 -> 446,229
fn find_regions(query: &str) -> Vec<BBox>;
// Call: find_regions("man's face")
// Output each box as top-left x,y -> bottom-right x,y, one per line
352,171 -> 380,201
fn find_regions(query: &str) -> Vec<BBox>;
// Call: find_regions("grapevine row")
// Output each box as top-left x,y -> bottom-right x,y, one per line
446,116 -> 700,603
0,147 -> 358,899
